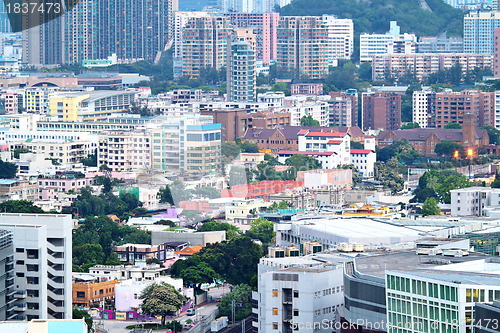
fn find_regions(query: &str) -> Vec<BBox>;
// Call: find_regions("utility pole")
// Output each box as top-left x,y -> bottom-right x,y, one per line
242,316 -> 245,332
231,300 -> 236,325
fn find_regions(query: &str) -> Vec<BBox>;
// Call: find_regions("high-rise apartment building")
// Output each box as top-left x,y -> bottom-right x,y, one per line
362,92 -> 401,131
464,11 -> 500,54
0,213 -> 72,320
277,16 -> 329,79
434,90 -> 494,129
22,17 -> 64,65
223,13 -> 279,66
360,21 -> 417,63
328,96 -> 352,127
412,90 -> 433,128
181,16 -> 232,78
322,15 -> 354,62
173,12 -> 212,77
329,90 -> 358,127
227,29 -> 256,102
494,28 -> 500,77
23,0 -> 178,65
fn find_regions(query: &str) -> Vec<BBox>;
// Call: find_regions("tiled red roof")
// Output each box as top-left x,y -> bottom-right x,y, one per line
278,150 -> 334,156
297,129 -> 309,135
350,149 -> 373,154
305,132 -> 346,137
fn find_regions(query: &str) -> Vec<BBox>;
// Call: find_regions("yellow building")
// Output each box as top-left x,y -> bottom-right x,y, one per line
49,93 -> 89,122
49,91 -> 135,122
225,199 -> 270,221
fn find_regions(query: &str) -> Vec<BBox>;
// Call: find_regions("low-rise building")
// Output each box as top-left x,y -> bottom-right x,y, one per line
72,274 -> 119,308
0,180 -> 38,202
113,243 -> 176,266
451,187 -> 500,216
88,264 -> 167,282
9,139 -> 95,165
256,254 -> 346,333
151,230 -> 226,247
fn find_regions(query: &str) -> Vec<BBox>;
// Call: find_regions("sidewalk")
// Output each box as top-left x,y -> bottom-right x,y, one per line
176,301 -> 207,317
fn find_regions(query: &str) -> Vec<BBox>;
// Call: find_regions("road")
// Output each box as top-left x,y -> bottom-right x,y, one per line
96,286 -> 229,333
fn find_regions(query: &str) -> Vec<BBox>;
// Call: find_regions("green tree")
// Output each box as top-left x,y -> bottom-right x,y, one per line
222,142 -> 241,159
120,192 -> 142,211
375,157 -> 404,194
444,122 -> 462,129
401,122 -> 420,129
72,308 -> 94,333
240,141 -> 259,153
170,237 -> 263,286
73,244 -> 106,267
154,219 -> 176,227
140,282 -> 185,326
81,151 -> 98,167
284,154 -> 321,173
434,141 -> 464,158
218,284 -> 252,322
158,186 -> 174,205
300,115 -> 320,126
422,197 -> 441,217
0,160 -> 17,178
492,172 -> 500,188
481,125 -> 500,145
197,221 -> 241,240
246,218 -> 275,244
0,200 -> 44,213
13,148 -> 31,159
411,170 -> 471,203
351,141 -> 364,149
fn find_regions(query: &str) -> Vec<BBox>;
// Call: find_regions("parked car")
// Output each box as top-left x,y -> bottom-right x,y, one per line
187,308 -> 195,316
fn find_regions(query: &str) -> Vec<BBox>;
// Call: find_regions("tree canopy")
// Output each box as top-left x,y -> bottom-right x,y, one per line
246,217 -> 275,244
170,237 -> 263,287
411,170 -> 471,204
422,197 -> 441,217
0,160 -> 17,178
375,157 -> 404,194
197,221 -> 241,240
218,284 -> 252,322
140,282 -> 185,326
444,122 -> 462,129
377,139 -> 421,164
300,115 -> 320,127
434,141 -> 464,158
0,200 -> 44,213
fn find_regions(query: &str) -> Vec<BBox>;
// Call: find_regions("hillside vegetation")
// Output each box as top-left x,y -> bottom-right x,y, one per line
279,0 -> 464,37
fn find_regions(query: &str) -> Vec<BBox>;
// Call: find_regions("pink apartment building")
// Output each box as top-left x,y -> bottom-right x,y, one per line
223,12 -> 279,65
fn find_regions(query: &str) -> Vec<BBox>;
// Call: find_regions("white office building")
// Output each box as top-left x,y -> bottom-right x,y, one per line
360,21 -> 417,63
256,255 -> 345,333
0,214 -> 72,320
450,187 -> 500,216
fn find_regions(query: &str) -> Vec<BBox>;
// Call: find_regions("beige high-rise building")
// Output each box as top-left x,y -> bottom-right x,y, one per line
277,16 -> 329,79
181,16 -> 232,78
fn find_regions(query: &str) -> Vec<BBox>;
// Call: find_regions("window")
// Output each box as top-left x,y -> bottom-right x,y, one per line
293,290 -> 299,298
273,323 -> 278,330
273,289 -> 278,297
272,308 -> 278,315
77,291 -> 85,298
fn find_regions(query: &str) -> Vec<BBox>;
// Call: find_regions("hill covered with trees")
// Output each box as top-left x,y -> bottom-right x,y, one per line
280,0 -> 464,37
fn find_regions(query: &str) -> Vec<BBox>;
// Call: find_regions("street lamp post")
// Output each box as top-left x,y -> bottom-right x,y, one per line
467,148 -> 474,180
